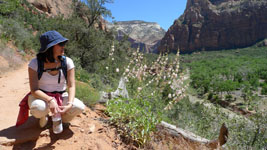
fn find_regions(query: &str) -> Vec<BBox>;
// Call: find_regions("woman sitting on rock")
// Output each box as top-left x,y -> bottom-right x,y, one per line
16,30 -> 85,134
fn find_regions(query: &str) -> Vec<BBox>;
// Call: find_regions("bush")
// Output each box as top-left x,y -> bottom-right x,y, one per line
1,18 -> 35,50
75,81 -> 99,107
261,83 -> 267,95
107,97 -> 162,146
0,0 -> 20,15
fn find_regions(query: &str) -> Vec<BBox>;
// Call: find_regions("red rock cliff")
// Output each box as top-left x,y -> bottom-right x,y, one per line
158,0 -> 267,53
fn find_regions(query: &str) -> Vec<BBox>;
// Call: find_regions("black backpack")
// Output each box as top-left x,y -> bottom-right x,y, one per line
37,56 -> 68,84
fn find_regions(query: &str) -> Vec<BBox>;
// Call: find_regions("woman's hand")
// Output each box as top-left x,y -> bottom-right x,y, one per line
58,104 -> 72,114
49,98 -> 60,114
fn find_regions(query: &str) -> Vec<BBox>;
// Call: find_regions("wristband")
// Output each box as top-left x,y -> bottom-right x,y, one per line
67,102 -> 73,106
47,97 -> 54,103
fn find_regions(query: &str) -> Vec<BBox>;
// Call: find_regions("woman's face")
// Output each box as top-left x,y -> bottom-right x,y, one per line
53,42 -> 65,60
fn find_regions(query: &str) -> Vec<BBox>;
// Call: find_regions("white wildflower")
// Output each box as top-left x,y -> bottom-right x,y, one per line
144,65 -> 147,69
168,93 -> 172,98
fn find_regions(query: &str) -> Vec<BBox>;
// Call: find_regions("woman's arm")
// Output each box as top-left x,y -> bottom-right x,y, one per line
67,68 -> 75,105
28,67 -> 54,102
58,68 -> 75,113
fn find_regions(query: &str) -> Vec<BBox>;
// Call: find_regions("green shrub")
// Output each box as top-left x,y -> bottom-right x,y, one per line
0,0 -> 20,15
1,18 -> 35,50
225,94 -> 233,101
75,81 -> 99,107
261,83 -> 267,95
107,97 -> 162,146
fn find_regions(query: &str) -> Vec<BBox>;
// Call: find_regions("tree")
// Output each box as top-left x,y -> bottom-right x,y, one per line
74,0 -> 113,28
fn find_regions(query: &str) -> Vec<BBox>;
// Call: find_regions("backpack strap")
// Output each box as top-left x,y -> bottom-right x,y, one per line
60,56 -> 68,83
37,58 -> 44,80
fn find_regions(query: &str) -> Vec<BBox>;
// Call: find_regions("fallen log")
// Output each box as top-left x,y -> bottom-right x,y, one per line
158,121 -> 228,149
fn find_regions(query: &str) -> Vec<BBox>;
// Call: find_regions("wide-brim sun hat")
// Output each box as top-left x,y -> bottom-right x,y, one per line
39,30 -> 69,53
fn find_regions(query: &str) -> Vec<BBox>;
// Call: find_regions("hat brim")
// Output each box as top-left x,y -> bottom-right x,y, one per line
39,38 -> 69,54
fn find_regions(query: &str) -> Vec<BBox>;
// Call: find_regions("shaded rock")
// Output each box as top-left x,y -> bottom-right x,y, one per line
99,77 -> 129,103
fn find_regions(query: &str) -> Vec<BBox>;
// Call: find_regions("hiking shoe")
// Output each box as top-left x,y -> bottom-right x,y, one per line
39,116 -> 48,128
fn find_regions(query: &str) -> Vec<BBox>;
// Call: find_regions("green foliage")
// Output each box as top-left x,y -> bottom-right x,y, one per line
183,47 -> 267,107
107,97 -> 162,146
0,0 -> 20,15
261,83 -> 267,95
75,81 -> 100,106
1,18 -> 36,50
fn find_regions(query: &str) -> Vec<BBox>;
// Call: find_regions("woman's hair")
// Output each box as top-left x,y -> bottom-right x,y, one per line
37,47 -> 55,62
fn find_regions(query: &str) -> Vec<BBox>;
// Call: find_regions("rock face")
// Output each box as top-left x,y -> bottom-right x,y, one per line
26,0 -> 73,17
158,0 -> 267,53
107,20 -> 166,53
26,0 -> 106,30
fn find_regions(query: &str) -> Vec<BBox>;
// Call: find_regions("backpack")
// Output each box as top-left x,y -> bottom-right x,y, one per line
37,56 -> 68,84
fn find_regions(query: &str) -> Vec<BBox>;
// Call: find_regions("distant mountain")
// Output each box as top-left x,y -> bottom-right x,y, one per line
158,0 -> 267,53
106,20 -> 166,53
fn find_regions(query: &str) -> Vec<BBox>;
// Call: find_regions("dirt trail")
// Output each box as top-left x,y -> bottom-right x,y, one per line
0,63 -> 128,150
0,63 -> 29,130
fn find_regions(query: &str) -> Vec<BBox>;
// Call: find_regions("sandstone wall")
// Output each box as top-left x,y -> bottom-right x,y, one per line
159,0 -> 267,53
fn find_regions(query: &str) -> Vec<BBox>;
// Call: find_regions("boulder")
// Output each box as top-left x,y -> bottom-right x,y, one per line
99,77 -> 129,103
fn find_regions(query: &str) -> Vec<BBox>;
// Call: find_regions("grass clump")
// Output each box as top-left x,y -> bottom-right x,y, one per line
75,81 -> 99,107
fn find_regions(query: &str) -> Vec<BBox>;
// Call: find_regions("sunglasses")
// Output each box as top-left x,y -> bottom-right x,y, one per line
58,41 -> 67,47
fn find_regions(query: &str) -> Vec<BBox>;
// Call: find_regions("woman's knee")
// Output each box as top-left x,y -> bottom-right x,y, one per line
29,99 -> 49,118
62,98 -> 85,123
66,98 -> 85,116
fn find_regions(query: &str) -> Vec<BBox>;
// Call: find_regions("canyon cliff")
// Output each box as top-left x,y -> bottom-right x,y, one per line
158,0 -> 267,53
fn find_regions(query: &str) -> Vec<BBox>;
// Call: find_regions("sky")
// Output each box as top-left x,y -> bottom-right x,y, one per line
104,0 -> 187,31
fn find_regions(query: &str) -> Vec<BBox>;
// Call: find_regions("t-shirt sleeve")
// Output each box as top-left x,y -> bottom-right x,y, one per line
66,57 -> 75,70
28,58 -> 38,71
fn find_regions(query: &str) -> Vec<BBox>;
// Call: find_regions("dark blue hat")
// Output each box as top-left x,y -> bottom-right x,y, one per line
39,30 -> 68,53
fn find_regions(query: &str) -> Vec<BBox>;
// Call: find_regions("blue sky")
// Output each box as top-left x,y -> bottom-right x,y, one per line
104,0 -> 187,31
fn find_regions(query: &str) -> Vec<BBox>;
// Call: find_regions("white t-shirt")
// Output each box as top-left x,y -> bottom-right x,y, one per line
28,57 -> 75,92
